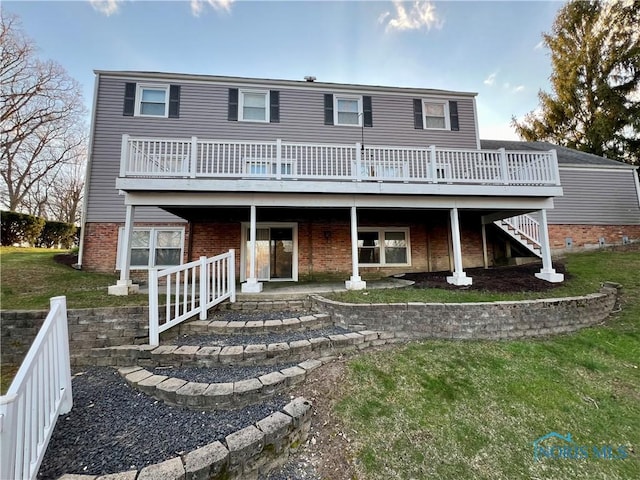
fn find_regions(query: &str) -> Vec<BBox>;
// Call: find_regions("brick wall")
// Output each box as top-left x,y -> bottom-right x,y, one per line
548,224 -> 640,252
82,211 -> 499,282
82,222 -> 190,276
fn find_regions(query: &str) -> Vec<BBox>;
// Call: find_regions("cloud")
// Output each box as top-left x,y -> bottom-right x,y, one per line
90,0 -> 122,16
484,72 -> 497,86
191,0 -> 235,16
534,40 -> 545,50
379,1 -> 443,33
513,85 -> 525,93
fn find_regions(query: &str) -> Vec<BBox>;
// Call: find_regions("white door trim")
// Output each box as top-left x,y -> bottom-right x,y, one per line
240,222 -> 298,282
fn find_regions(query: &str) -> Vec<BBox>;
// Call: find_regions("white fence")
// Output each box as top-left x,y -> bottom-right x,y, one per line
0,296 -> 73,480
148,251 -> 236,346
121,135 -> 561,187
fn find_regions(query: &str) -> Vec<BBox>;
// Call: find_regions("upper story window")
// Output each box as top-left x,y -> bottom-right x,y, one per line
123,82 -> 180,118
240,90 -> 269,122
423,101 -> 449,129
335,95 -> 362,126
324,94 -> 373,127
137,85 -> 169,117
228,88 -> 280,123
413,99 -> 459,131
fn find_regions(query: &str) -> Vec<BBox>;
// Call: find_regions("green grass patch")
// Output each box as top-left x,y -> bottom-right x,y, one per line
335,248 -> 640,479
1,247 -> 151,310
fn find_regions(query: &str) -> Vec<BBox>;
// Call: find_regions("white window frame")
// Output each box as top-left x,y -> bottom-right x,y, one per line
244,159 -> 294,176
422,99 -> 450,130
239,89 -> 270,123
116,227 -> 185,270
334,94 -> 362,127
357,227 -> 411,266
135,84 -> 170,118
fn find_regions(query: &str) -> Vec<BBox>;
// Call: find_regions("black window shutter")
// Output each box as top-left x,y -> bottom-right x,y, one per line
270,90 -> 280,123
363,96 -> 373,127
168,85 -> 180,118
324,94 -> 334,125
413,99 -> 423,129
228,88 -> 238,121
123,82 -> 136,116
449,101 -> 459,131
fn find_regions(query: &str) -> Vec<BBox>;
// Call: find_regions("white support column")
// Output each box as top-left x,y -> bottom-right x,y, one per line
446,207 -> 472,286
481,223 -> 489,269
108,205 -> 140,295
242,205 -> 263,293
535,209 -> 564,283
346,206 -> 366,290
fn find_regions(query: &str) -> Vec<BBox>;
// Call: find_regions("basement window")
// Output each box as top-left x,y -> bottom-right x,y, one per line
357,228 -> 410,266
117,227 -> 184,270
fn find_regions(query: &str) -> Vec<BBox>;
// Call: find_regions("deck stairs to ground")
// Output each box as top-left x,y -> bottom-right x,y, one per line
494,214 -> 542,258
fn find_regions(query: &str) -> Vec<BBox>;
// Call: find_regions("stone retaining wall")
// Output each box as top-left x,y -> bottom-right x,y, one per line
312,283 -> 621,340
57,396 -> 312,480
1,299 -> 312,367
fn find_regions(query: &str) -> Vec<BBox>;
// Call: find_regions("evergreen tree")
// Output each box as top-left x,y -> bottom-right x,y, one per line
513,0 -> 640,165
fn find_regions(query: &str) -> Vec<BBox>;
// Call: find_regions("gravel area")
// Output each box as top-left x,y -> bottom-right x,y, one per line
37,367 -> 288,478
173,326 -> 350,347
152,362 -> 300,383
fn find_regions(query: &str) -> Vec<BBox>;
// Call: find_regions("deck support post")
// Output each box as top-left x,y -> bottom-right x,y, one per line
109,204 -> 139,295
535,209 -> 564,283
346,206 -> 366,290
242,205 -> 263,293
447,207 -> 472,286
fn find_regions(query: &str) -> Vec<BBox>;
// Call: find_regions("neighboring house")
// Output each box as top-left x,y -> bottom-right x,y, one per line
79,71 -> 567,294
481,140 -> 640,253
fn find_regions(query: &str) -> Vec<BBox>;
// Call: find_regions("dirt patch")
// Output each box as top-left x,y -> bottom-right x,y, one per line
401,262 -> 569,293
289,358 -> 363,480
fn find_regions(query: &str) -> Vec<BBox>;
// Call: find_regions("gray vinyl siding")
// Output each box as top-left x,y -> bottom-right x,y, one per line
86,75 -> 478,222
548,168 -> 640,225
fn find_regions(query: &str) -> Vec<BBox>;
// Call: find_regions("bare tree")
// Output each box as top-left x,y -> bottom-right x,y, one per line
1,13 -> 87,214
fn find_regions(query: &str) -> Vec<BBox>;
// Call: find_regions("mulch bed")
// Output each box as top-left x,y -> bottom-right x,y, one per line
53,253 -> 78,266
401,261 -> 569,293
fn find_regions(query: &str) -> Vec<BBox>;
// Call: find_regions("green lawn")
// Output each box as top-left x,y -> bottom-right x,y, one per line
335,247 -> 640,479
0,247 -> 151,310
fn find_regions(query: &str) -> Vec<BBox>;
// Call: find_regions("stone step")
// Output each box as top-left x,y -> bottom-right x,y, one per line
178,313 -> 333,336
118,359 -> 326,411
90,330 -> 403,368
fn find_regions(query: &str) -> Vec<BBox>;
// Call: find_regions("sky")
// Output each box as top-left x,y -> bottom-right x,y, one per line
4,0 -> 565,140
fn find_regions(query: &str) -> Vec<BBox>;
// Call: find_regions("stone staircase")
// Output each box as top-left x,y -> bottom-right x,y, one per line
94,311 -> 400,412
70,305 -> 402,479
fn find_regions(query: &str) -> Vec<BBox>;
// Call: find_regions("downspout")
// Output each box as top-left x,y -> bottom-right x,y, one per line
77,72 -> 101,269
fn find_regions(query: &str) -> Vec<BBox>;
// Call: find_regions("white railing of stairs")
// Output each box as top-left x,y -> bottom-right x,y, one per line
149,251 -> 236,346
121,135 -> 561,187
0,296 -> 73,480
495,214 -> 542,256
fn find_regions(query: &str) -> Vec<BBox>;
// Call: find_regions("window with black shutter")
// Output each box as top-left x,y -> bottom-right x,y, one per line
363,96 -> 373,127
123,83 -> 136,116
449,101 -> 459,131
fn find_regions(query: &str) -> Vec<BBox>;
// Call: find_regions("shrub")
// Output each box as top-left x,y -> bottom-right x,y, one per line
37,221 -> 77,248
1,211 -> 46,246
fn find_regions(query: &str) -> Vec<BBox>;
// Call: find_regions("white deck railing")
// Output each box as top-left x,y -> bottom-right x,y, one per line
120,135 -> 561,187
502,214 -> 541,247
148,251 -> 236,346
0,296 -> 73,480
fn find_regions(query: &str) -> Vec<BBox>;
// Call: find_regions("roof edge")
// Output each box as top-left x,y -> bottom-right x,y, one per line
93,70 -> 478,97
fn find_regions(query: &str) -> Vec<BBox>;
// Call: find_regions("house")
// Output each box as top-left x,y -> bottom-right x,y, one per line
481,140 -> 640,253
79,71 -> 568,295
